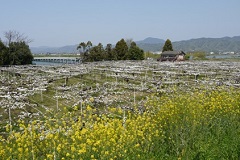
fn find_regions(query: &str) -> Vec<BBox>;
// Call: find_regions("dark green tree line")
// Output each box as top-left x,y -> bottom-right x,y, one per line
105,44 -> 116,60
0,31 -> 33,65
77,38 -> 144,62
9,42 -> 33,65
0,40 -> 8,65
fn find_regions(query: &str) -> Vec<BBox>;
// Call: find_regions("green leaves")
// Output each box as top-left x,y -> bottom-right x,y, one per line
0,41 -> 33,65
127,42 -> 144,60
115,39 -> 128,60
162,39 -> 173,52
77,39 -> 145,62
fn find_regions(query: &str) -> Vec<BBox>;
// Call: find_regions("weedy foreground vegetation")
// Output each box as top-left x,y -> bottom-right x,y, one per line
1,85 -> 240,159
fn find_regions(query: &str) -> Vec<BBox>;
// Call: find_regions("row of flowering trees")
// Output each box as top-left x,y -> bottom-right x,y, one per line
77,38 -> 144,62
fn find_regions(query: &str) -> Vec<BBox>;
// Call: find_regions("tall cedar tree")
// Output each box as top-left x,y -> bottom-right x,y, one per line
162,39 -> 173,52
0,40 -> 8,65
127,42 -> 144,60
105,43 -> 116,60
115,39 -> 128,60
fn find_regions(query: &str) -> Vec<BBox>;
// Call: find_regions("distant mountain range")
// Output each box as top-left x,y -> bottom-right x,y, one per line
30,36 -> 240,54
173,36 -> 240,53
31,45 -> 78,54
136,36 -> 240,53
136,37 -> 165,44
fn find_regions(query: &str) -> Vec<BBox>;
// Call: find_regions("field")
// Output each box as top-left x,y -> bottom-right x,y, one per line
0,60 -> 240,159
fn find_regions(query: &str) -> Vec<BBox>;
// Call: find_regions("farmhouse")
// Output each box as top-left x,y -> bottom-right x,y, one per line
157,51 -> 186,62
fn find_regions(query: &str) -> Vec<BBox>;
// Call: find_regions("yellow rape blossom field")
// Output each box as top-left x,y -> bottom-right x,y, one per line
1,86 -> 240,159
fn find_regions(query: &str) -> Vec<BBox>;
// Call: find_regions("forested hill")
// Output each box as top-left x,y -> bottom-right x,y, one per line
30,36 -> 240,54
136,36 -> 240,53
172,36 -> 240,53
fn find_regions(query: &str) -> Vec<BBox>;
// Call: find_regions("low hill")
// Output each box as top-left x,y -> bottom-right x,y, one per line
137,36 -> 240,53
136,37 -> 165,44
31,45 -> 78,54
172,36 -> 240,53
30,36 -> 240,54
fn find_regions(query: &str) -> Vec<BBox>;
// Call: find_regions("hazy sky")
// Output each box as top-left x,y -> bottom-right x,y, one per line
1,0 -> 239,47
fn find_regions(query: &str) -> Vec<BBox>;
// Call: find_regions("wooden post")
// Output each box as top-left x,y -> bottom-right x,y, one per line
9,105 -> 12,133
41,89 -> 43,102
123,107 -> 126,128
134,87 -> 136,106
56,89 -> 58,111
80,100 -> 83,121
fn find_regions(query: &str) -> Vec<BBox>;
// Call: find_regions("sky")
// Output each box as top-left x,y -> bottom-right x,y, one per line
0,0 -> 240,47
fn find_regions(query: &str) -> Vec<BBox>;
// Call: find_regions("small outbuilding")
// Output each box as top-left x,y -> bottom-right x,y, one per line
157,51 -> 186,62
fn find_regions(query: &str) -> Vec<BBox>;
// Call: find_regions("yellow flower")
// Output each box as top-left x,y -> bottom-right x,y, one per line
17,147 -> 23,153
78,148 -> 86,154
135,143 -> 140,147
74,106 -> 78,111
89,97 -> 94,102
47,154 -> 53,159
87,105 -> 92,111
81,128 -> 87,134
66,153 -> 70,157
46,133 -> 53,139
86,138 -> 92,144
71,146 -> 76,152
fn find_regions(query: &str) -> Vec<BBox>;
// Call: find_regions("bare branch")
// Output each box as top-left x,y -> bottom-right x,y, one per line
4,30 -> 33,46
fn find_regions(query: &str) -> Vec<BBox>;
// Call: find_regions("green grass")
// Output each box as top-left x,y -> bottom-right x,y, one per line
1,86 -> 240,159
